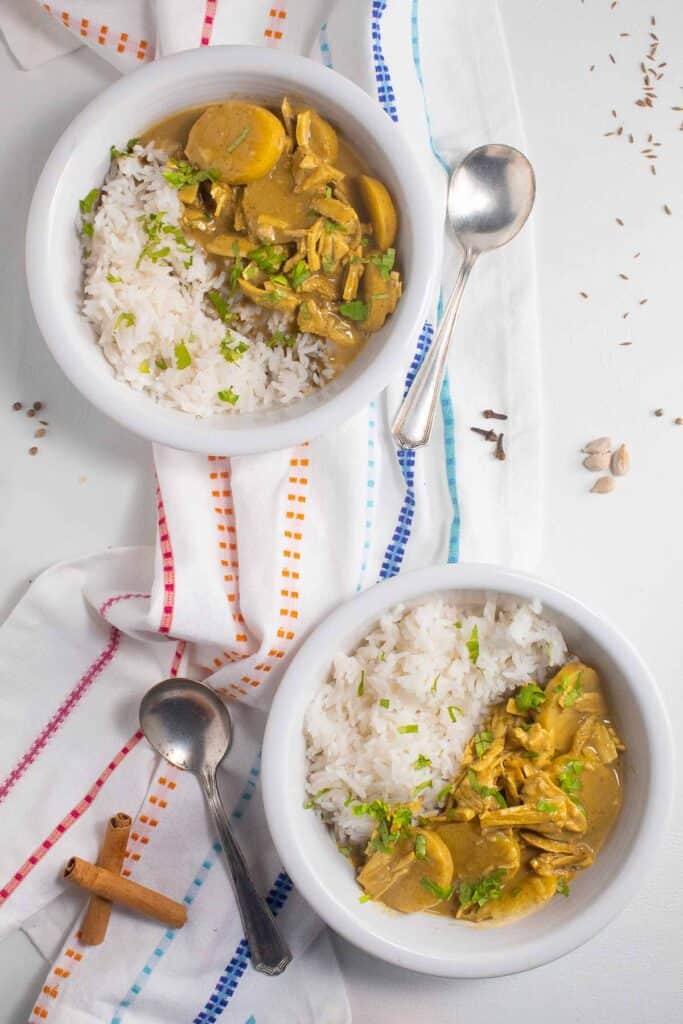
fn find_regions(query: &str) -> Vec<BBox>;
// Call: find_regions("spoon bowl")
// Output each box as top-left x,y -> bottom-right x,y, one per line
448,144 -> 535,253
139,677 -> 232,773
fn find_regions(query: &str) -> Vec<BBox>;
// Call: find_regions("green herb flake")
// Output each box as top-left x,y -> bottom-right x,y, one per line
473,731 -> 494,759
412,779 -> 433,796
106,273 -> 123,283
556,877 -> 570,898
414,834 -> 427,860
447,705 -> 463,723
436,783 -> 453,804
412,754 -> 432,771
339,299 -> 368,321
515,682 -> 547,713
79,188 -> 100,214
246,244 -> 285,274
82,222 -> 94,238
343,791 -> 355,807
162,161 -> 219,189
174,341 -> 192,369
467,769 -> 507,808
338,845 -> 352,858
420,878 -> 454,902
370,247 -> 396,279
113,312 -> 136,331
536,799 -> 559,814
379,651 -> 386,662
357,670 -> 365,697
217,387 -> 239,406
454,621 -> 463,629
323,218 -> 345,233
303,786 -> 330,809
352,800 -> 413,854
558,759 -> 584,796
458,870 -> 506,909
511,886 -> 522,897
220,333 -> 249,363
397,724 -> 418,735
431,674 -> 440,695
138,359 -> 150,374
155,357 -> 168,371
110,138 -> 139,159
358,893 -> 372,904
466,624 -> 480,664
379,698 -> 390,709
559,670 -> 584,708
289,260 -> 311,290
226,126 -> 250,153
208,290 -> 233,323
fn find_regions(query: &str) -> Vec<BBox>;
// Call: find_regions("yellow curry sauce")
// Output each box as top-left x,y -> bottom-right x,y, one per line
141,98 -> 402,372
354,663 -> 624,925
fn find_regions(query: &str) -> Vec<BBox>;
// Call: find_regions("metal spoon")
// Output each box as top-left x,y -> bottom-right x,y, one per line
392,144 -> 536,450
139,678 -> 292,976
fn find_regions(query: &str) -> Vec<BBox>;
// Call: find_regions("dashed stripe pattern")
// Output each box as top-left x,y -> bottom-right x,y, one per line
41,5 -> 151,60
156,476 -> 176,635
0,626 -> 122,805
109,754 -> 262,1024
263,5 -> 287,45
192,873 -> 293,1023
200,0 -> 218,46
319,21 -> 333,67
228,450 -> 309,698
0,731 -> 143,906
356,402 -> 379,591
371,1 -> 398,121
208,457 -> 252,675
379,323 -> 434,579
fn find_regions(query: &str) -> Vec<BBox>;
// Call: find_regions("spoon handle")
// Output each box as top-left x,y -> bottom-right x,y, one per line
200,767 -> 292,976
392,252 -> 477,450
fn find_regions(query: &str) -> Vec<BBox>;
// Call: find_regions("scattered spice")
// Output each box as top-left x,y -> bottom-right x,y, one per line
654,408 -> 664,417
591,476 -> 615,494
664,204 -> 672,215
611,443 -> 630,477
619,341 -> 633,346
609,53 -> 616,64
470,426 -> 498,442
33,401 -> 43,411
618,273 -> 629,280
26,408 -> 36,418
639,298 -> 648,305
34,428 -> 46,439
615,217 -> 624,226
674,418 -> 683,426
482,409 -> 508,420
28,446 -> 38,456
583,437 -> 612,454
579,291 -> 589,299
495,434 -> 506,461
12,401 -> 22,411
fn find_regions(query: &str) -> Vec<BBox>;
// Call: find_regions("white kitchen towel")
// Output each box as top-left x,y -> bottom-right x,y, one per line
0,2 -> 542,1022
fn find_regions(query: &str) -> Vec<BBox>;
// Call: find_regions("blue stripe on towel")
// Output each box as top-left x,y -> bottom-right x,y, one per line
192,873 -> 294,1023
110,755 -> 263,1024
318,21 -> 333,68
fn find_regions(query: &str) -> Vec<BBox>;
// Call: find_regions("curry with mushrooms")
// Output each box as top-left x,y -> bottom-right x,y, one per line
141,98 -> 402,364
353,663 -> 624,924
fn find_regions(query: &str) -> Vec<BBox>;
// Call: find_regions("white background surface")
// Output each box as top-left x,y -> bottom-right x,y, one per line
1,1 -> 682,1021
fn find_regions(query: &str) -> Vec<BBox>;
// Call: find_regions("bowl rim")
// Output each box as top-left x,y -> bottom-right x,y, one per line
25,45 -> 438,455
262,562 -> 675,978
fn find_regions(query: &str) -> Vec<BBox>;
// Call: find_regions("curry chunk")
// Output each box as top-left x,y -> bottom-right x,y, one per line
186,101 -> 286,184
358,828 -> 453,913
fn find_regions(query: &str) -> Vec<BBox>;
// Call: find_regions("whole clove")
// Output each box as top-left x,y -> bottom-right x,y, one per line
482,409 -> 508,421
470,426 -> 499,442
495,434 -> 506,461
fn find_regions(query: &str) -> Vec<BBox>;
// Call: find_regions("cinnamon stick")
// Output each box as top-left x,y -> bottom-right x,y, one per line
64,856 -> 187,930
80,812 -> 132,945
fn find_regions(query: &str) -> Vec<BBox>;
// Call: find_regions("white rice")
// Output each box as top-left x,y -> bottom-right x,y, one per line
80,143 -> 333,416
304,598 -> 567,845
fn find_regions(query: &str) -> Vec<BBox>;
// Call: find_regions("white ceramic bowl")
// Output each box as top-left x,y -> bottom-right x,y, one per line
262,563 -> 674,977
26,47 -> 438,455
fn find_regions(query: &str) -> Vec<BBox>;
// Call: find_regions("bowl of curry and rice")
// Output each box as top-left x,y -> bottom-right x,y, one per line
26,46 -> 438,455
262,563 -> 674,977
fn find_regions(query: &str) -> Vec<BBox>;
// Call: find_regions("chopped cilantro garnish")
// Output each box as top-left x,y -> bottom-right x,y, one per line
229,256 -> 245,291
412,779 -> 433,796
352,801 -> 412,853
106,273 -> 122,283
110,138 -> 139,159
454,621 -> 462,629
138,359 -> 150,374
436,783 -> 452,804
217,387 -> 239,406
558,670 -> 584,708
208,290 -> 233,323
162,161 -> 218,189
219,333 -> 248,363
338,845 -> 351,858
226,126 -> 250,153
379,698 -> 390,709
247,244 -> 284,274
556,877 -> 571,897
357,670 -> 365,697
397,724 -> 418,734
358,893 -> 372,903
379,651 -> 386,662
267,330 -> 296,349
174,341 -> 191,369
289,260 -> 311,290
473,731 -> 494,759
431,674 -> 440,695
466,624 -> 480,664
113,312 -> 135,330
323,218 -> 345,233
412,754 -> 432,770
303,786 -> 330,809
558,759 -> 584,795
343,792 -> 355,807
339,299 -> 368,321
515,683 -> 546,713
155,357 -> 168,370
414,834 -> 427,860
420,878 -> 454,902
270,273 -> 289,287
467,769 -> 506,807
321,256 -> 335,273
79,188 -> 100,214
458,869 -> 505,909
447,705 -> 463,723
82,222 -> 94,238
369,247 -> 396,279
536,799 -> 558,814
